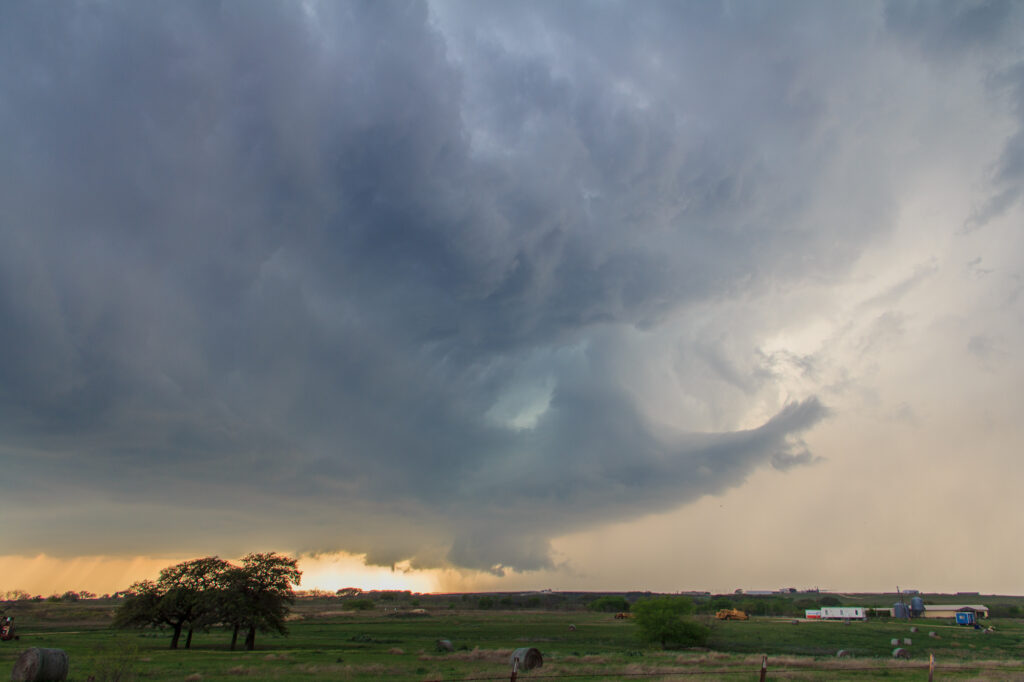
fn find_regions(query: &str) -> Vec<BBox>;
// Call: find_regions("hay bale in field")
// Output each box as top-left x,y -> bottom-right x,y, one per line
436,639 -> 454,652
11,648 -> 69,682
892,647 -> 910,659
890,638 -> 899,646
510,647 -> 543,671
568,624 -> 576,631
928,631 -> 939,639
903,638 -> 912,646
836,649 -> 851,658
910,626 -> 918,633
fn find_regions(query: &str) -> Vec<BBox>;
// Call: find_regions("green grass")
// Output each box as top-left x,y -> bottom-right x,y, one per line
2,603 -> 1024,680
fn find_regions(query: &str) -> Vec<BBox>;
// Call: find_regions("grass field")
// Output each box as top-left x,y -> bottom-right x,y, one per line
2,600 -> 1024,680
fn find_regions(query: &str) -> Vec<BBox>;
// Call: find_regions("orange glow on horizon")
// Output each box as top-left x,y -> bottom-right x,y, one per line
0,554 -> 191,597
0,552 -> 454,597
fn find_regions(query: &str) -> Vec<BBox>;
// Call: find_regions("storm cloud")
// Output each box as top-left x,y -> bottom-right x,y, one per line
1,1 -> 1019,574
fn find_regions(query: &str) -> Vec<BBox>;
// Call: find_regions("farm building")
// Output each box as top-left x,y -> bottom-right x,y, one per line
920,605 -> 989,619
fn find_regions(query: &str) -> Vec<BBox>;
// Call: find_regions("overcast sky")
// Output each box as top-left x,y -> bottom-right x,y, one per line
2,0 -> 1024,595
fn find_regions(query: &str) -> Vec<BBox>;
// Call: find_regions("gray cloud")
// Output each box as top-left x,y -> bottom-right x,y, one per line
0,0 -> 1014,572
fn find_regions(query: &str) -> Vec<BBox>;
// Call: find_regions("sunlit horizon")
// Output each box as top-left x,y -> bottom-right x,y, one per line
4,549 -> 1023,599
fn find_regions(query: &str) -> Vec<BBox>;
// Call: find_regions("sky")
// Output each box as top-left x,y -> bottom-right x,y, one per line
2,0 -> 1024,598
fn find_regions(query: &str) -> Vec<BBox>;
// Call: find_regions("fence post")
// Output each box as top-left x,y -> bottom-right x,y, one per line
928,653 -> 934,682
511,655 -> 519,682
759,654 -> 767,682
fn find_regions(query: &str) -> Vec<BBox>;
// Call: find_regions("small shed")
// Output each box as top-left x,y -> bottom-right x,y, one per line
955,612 -> 976,626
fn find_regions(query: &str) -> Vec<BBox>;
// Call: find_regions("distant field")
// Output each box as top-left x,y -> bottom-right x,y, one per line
2,599 -> 1024,680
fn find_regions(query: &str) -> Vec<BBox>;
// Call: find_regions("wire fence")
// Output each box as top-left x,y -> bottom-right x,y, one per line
432,654 -> 1024,681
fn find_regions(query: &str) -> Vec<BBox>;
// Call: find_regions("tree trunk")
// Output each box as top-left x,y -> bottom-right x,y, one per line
170,623 -> 182,649
185,627 -> 194,649
230,624 -> 239,651
245,625 -> 256,650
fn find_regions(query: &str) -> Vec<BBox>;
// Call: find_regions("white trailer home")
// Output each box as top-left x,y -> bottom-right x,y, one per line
820,607 -> 866,620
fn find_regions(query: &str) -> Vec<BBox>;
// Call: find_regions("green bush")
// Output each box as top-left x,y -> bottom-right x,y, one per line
709,597 -> 733,611
344,599 -> 375,611
588,596 -> 630,613
477,597 -> 494,610
632,596 -> 708,649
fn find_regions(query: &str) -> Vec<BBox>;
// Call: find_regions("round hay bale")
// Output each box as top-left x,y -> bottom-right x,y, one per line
910,626 -> 918,633
836,649 -> 851,658
892,647 -> 910,659
11,648 -> 69,682
890,638 -> 899,646
436,639 -> 454,652
568,624 -> 576,631
510,647 -> 543,671
903,638 -> 912,646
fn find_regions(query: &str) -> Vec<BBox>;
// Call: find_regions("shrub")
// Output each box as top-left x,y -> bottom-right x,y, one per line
588,596 -> 630,613
344,599 -> 375,611
709,597 -> 733,611
477,597 -> 494,610
632,596 -> 709,649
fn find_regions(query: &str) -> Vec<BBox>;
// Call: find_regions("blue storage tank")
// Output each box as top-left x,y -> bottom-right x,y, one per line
910,597 -> 925,617
893,602 -> 910,619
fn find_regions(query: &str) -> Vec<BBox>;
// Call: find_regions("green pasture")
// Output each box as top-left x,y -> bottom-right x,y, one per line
2,604 -> 1024,680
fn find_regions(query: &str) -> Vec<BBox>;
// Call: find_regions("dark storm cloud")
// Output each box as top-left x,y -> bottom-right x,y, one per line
2,0 -> 1002,571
